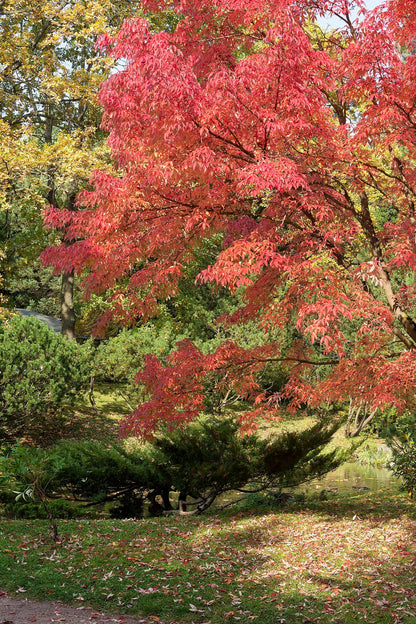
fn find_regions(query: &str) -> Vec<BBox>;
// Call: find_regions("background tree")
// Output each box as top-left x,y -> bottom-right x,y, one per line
0,0 -> 146,335
42,0 -> 416,435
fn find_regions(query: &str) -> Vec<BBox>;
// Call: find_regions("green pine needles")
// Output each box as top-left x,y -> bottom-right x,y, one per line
0,315 -> 90,444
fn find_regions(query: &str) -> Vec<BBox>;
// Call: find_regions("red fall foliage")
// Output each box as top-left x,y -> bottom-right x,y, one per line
42,0 -> 416,437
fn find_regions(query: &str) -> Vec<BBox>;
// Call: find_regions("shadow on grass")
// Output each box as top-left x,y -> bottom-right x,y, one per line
61,382 -> 140,443
92,382 -> 135,414
60,403 -> 119,442
301,551 -> 416,623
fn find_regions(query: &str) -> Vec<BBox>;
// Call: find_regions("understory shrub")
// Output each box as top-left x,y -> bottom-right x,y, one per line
93,323 -> 176,385
0,315 -> 90,445
3,498 -> 84,519
153,416 -> 346,511
152,415 -> 259,511
0,440 -> 170,519
383,413 -> 416,495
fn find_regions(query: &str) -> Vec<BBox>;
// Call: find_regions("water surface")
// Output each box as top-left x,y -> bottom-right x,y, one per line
299,462 -> 400,494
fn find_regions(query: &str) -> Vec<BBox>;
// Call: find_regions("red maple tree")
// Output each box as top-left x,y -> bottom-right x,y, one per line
42,0 -> 416,438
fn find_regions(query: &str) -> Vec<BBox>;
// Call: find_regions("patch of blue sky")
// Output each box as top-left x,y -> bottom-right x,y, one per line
318,0 -> 386,30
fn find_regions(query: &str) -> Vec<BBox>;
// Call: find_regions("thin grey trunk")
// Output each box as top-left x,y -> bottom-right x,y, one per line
59,193 -> 77,340
61,269 -> 75,340
358,193 -> 416,347
44,108 -> 77,341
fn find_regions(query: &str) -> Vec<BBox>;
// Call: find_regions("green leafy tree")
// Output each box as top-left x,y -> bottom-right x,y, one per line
94,322 -> 178,385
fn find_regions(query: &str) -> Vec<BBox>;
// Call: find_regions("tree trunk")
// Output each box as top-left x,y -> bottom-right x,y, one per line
358,193 -> 416,347
61,269 -> 75,340
161,488 -> 172,511
60,192 -> 77,340
345,399 -> 378,438
44,106 -> 76,341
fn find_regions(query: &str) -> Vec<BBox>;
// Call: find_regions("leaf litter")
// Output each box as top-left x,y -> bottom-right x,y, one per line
1,492 -> 416,623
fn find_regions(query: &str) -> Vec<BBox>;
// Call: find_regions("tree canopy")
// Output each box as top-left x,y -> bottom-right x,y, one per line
42,0 -> 416,438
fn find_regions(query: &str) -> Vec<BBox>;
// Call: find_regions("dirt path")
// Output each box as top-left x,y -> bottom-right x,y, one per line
0,591 -> 169,624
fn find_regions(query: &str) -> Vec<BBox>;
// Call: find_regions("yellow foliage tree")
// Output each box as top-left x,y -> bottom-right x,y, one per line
0,0 -> 143,336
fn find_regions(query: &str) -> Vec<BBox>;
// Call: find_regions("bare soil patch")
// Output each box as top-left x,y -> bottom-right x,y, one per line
0,591 -> 169,624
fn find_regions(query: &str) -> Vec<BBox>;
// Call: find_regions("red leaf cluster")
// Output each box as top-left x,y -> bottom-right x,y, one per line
42,0 -> 416,436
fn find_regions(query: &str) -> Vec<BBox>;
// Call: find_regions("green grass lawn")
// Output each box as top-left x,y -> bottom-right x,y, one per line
1,488 -> 416,624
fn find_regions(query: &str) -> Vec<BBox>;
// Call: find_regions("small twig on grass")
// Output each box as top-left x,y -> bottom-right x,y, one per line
88,375 -> 99,413
216,496 -> 246,510
117,390 -> 135,411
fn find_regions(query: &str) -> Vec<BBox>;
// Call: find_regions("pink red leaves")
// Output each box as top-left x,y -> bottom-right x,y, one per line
43,0 -> 416,433
120,339 -> 278,439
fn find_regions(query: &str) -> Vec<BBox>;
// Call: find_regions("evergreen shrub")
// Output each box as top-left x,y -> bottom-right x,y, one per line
0,417 -> 346,518
152,415 -> 345,512
93,323 -> 176,385
383,413 -> 416,495
0,440 -> 170,519
153,415 -> 258,502
3,498 -> 83,519
0,314 -> 90,444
